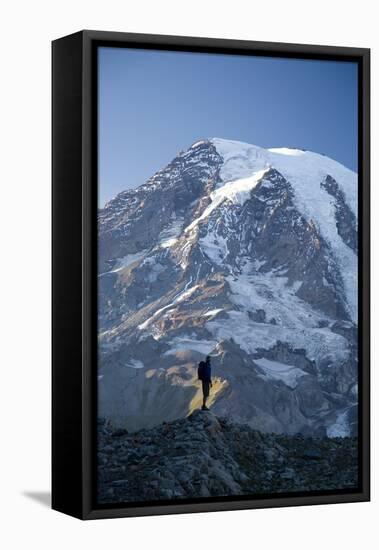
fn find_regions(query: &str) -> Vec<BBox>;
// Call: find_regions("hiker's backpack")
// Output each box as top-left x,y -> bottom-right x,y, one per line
198,361 -> 206,381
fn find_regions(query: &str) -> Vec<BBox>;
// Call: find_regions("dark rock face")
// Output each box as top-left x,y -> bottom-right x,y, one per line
97,139 -> 358,437
97,411 -> 358,504
98,141 -> 222,273
321,175 -> 358,253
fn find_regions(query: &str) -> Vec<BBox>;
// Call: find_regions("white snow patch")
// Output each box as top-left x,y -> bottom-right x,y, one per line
100,250 -> 147,276
164,336 -> 217,355
124,359 -> 144,369
200,232 -> 228,265
190,140 -> 206,148
211,138 -> 271,183
185,168 -> 268,233
206,310 -> 349,366
227,261 -> 327,329
145,262 -> 165,283
138,284 -> 200,331
211,170 -> 269,206
269,147 -> 306,157
204,309 -> 224,317
351,383 -> 358,398
160,237 -> 179,248
327,409 -> 350,437
158,217 -> 183,248
178,231 -> 198,270
254,357 -> 307,389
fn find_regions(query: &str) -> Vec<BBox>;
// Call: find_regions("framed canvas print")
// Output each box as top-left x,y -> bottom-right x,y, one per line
52,30 -> 370,519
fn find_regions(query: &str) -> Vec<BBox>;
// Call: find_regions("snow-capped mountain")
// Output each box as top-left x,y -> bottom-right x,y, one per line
98,138 -> 358,437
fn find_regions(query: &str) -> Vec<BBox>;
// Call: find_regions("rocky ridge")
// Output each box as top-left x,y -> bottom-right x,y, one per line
98,410 -> 358,504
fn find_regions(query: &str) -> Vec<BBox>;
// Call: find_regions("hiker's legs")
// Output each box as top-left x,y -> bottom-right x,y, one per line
202,381 -> 210,410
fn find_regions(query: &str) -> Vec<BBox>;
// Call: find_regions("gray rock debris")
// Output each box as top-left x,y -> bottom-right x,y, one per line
97,410 -> 358,504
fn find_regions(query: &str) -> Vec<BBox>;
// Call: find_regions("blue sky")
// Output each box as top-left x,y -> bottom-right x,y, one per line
98,47 -> 358,206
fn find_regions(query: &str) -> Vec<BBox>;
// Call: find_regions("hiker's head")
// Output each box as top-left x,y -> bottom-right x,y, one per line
206,355 -> 211,365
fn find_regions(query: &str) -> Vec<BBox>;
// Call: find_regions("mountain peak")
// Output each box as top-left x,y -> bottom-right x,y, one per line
98,134 -> 358,438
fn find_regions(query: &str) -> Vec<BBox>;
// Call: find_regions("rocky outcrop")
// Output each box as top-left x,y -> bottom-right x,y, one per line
321,174 -> 357,253
97,411 -> 358,504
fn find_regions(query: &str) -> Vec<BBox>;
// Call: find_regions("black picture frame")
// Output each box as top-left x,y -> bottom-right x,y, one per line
52,30 -> 370,520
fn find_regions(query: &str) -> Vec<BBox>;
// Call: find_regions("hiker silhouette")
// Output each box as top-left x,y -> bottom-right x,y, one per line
198,355 -> 212,410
